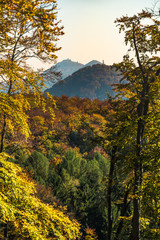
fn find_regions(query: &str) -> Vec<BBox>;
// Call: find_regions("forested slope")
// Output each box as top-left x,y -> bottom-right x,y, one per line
45,64 -> 121,100
0,0 -> 160,239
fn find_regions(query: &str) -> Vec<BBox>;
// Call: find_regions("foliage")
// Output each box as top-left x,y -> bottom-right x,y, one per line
0,153 -> 81,239
25,150 -> 49,185
0,0 -> 63,64
85,226 -> 98,240
26,96 -> 110,157
0,0 -> 63,152
1,4 -> 159,239
114,9 -> 160,240
49,148 -> 109,239
11,91 -> 160,239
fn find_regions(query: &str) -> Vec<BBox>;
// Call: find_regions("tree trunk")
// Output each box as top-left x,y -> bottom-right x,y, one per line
130,171 -> 141,240
4,223 -> 8,239
0,115 -> 6,153
114,189 -> 130,240
107,146 -> 116,240
0,76 -> 13,153
130,106 -> 147,240
129,23 -> 150,240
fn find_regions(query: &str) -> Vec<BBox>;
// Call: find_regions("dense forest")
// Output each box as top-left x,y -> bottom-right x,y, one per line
0,0 -> 160,240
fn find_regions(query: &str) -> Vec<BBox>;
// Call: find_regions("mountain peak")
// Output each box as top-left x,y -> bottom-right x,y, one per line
54,59 -> 84,79
45,64 -> 121,100
43,59 -> 105,90
85,60 -> 102,67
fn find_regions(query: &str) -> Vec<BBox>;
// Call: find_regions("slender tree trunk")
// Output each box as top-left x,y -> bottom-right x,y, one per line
114,189 -> 130,240
130,169 -> 141,240
130,102 -> 148,240
1,116 -> 8,237
4,223 -> 8,239
107,146 -> 116,240
0,115 -> 6,153
129,23 -> 150,240
0,73 -> 13,153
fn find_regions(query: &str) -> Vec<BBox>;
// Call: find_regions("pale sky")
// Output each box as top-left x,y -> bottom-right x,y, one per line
31,0 -> 159,70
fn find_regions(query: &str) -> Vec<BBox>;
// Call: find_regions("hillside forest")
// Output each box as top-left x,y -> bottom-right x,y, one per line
45,64 -> 121,100
0,1 -> 160,240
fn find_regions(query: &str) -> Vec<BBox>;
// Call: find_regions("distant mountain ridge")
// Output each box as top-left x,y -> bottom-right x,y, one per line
54,59 -> 84,79
84,60 -> 102,67
43,59 -> 102,86
45,64 -> 121,100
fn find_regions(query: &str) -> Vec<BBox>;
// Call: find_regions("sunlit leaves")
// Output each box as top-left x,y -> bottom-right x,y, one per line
0,0 -> 61,150
0,0 -> 64,64
114,9 -> 160,239
0,153 -> 81,239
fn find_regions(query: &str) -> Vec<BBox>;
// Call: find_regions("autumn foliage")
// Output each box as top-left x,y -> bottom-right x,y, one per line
0,0 -> 160,239
0,153 -> 81,239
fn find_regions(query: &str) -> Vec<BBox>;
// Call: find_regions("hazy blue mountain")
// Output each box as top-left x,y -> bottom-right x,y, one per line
42,59 -> 84,90
54,59 -> 102,79
45,64 -> 121,100
51,59 -> 84,79
42,65 -> 62,90
42,59 -> 103,90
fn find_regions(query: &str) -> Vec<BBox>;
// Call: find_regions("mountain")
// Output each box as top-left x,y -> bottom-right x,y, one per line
45,64 -> 121,100
42,59 -> 84,90
53,59 -> 102,79
84,60 -> 101,67
42,59 -> 103,90
44,59 -> 84,80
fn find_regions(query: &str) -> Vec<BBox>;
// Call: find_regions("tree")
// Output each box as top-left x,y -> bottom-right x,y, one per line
25,150 -> 49,185
0,152 -> 81,239
103,98 -> 135,240
0,0 -> 63,152
49,149 -> 110,239
114,10 -> 160,240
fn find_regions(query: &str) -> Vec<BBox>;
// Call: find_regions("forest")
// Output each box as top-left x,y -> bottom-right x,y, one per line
0,0 -> 160,240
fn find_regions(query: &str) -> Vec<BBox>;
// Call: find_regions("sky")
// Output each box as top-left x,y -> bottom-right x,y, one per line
32,0 -> 159,70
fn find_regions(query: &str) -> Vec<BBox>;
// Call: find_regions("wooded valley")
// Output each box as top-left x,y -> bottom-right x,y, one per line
0,0 -> 160,239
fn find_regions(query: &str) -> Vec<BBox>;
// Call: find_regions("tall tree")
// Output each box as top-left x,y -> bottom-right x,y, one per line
114,10 -> 160,240
105,98 -> 135,240
0,0 -> 63,152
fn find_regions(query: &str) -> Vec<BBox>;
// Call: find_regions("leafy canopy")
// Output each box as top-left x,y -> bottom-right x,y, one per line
0,152 -> 81,239
0,0 -> 63,151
